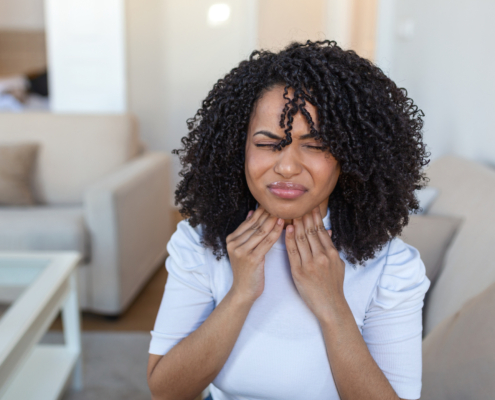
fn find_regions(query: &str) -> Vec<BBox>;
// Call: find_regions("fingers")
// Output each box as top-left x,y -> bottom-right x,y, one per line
285,224 -> 302,271
232,209 -> 273,246
312,207 -> 335,251
251,217 -> 284,257
228,206 -> 284,255
287,207 -> 333,266
240,213 -> 280,250
292,217 -> 313,264
227,207 -> 268,243
302,209 -> 325,255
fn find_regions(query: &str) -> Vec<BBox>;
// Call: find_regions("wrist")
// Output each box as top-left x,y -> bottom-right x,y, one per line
228,288 -> 257,309
317,293 -> 350,328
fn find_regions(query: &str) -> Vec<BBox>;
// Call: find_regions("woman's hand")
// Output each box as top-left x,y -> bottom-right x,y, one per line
285,206 -> 346,322
226,207 -> 284,304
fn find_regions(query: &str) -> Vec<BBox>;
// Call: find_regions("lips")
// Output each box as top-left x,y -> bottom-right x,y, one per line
268,181 -> 308,199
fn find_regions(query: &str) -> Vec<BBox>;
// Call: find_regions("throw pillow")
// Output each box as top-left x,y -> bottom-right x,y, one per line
399,214 -> 462,284
0,142 -> 39,206
411,186 -> 439,215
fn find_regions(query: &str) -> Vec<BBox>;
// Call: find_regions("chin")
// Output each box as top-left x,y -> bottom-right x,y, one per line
258,199 -> 315,220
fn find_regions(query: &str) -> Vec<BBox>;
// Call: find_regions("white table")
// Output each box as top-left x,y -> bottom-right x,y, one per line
0,252 -> 83,400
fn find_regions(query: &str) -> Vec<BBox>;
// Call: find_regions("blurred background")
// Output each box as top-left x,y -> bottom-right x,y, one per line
2,0 -> 493,188
1,1 -> 495,400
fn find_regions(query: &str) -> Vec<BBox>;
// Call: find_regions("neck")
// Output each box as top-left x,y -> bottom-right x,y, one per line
283,219 -> 293,229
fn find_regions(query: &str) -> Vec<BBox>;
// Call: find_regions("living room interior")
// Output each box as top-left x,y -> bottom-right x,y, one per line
0,0 -> 494,399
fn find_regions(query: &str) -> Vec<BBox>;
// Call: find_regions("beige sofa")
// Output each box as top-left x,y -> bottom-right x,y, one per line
403,155 -> 495,399
0,113 -> 172,315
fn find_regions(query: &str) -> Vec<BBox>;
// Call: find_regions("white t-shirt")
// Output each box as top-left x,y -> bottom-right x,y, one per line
149,208 -> 431,400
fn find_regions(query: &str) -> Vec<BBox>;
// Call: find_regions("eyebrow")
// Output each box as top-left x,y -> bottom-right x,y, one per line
253,130 -> 317,140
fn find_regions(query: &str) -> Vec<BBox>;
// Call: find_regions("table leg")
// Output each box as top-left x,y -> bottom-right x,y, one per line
61,271 -> 83,391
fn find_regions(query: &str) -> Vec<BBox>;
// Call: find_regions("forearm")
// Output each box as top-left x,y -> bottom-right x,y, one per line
319,297 -> 399,400
149,289 -> 254,400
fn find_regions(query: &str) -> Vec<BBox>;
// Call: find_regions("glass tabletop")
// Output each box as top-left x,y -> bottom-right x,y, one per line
0,256 -> 52,322
0,252 -> 76,321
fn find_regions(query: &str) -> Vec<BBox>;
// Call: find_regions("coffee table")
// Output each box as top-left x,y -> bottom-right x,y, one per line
0,252 -> 83,399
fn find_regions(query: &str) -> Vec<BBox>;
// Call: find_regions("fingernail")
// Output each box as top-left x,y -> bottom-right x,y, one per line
287,225 -> 294,233
246,210 -> 253,220
327,229 -> 332,236
277,218 -> 283,225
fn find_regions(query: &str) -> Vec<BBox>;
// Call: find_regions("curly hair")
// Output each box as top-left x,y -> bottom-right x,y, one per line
173,40 -> 430,265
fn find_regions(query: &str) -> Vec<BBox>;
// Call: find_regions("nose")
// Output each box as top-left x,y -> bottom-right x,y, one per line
273,145 -> 302,178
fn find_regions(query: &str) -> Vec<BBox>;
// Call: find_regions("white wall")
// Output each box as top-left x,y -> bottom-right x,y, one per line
161,0 -> 258,191
376,0 -> 495,166
258,0 -> 326,51
0,0 -> 45,30
326,0 -> 353,49
45,0 -> 127,113
125,0 -> 165,150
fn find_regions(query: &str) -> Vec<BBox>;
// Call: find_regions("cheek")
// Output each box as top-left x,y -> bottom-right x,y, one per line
245,148 -> 273,182
310,157 -> 340,189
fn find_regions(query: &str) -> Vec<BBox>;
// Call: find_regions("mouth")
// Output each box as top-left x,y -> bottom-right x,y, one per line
267,181 -> 308,199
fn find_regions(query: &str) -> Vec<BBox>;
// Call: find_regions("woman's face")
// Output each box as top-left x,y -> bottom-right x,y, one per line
245,85 -> 341,226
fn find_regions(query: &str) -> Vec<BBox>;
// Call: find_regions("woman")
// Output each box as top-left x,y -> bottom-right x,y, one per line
147,40 -> 431,400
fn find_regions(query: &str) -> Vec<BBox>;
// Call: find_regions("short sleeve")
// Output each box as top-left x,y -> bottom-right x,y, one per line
362,237 -> 431,400
149,220 -> 215,355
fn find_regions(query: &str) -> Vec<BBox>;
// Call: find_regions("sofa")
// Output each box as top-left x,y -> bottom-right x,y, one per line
0,113 -> 172,316
399,155 -> 495,399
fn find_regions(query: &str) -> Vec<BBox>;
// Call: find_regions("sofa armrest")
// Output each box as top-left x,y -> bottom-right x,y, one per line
83,152 -> 172,314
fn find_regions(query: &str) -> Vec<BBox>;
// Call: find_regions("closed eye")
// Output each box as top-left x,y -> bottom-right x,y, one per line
255,144 -> 325,150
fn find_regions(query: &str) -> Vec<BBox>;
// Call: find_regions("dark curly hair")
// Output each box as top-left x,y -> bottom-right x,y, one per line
173,40 -> 430,266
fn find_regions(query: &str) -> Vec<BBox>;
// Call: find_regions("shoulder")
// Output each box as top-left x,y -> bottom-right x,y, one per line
166,219 -> 208,272
382,237 -> 427,290
367,237 -> 431,313
169,219 -> 205,252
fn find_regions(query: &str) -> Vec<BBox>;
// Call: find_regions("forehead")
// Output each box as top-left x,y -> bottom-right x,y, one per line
249,85 -> 318,129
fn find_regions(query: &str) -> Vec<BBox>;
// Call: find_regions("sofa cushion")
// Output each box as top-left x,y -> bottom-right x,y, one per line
0,142 -> 39,206
0,113 -> 141,205
422,155 -> 495,336
399,214 -> 462,284
421,281 -> 495,400
0,206 -> 90,261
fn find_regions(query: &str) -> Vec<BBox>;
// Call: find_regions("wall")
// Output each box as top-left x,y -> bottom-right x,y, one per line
349,0 -> 377,60
0,0 -> 45,30
326,0 -> 378,60
376,0 -> 495,166
125,0 -> 164,151
160,0 -> 258,193
258,0 -> 326,51
45,0 -> 127,113
256,0 -> 377,59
